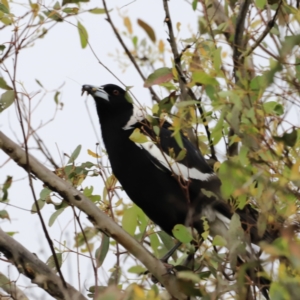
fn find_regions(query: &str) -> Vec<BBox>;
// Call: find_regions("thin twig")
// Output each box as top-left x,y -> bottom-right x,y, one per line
72,207 -> 98,294
162,0 -> 187,101
229,0 -> 252,157
102,0 -> 160,103
240,1 -> 283,59
233,0 -> 251,79
7,29 -> 67,288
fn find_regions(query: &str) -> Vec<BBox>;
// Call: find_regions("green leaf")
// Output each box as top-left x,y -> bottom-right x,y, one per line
54,91 -> 60,104
212,235 -> 227,247
156,94 -> 176,116
270,282 -> 290,300
35,79 -> 44,88
173,131 -> 184,149
149,232 -> 160,256
46,253 -> 62,270
0,210 -> 10,220
62,7 -> 79,14
0,3 -> 9,14
129,128 -> 149,144
176,100 -> 199,108
177,271 -> 202,283
137,19 -> 156,42
172,224 -> 193,243
108,267 -> 121,285
158,231 -> 178,260
128,265 -> 146,274
124,91 -> 133,104
192,71 -> 218,86
122,207 -> 137,235
282,129 -> 298,147
0,77 -> 12,90
89,8 -> 106,14
211,111 -> 225,145
176,148 -> 187,161
40,188 -> 51,200
255,0 -> 266,9
53,1 -> 60,10
43,10 -> 63,22
0,90 -> 14,113
144,68 -> 173,88
74,227 -> 97,247
48,208 -> 65,226
95,234 -> 110,268
31,199 -> 45,214
281,35 -> 300,57
83,186 -> 93,197
263,101 -> 284,116
274,128 -> 298,148
77,21 -> 88,49
1,176 -> 12,201
213,47 -> 222,71
192,0 -> 198,10
62,0 -> 89,6
68,145 -> 82,163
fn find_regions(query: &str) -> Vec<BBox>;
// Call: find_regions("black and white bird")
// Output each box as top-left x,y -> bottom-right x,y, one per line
82,83 -> 276,298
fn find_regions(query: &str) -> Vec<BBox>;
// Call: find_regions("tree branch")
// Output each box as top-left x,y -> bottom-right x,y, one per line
102,0 -> 160,103
0,272 -> 28,300
228,0 -> 252,157
162,0 -> 187,102
240,1 -> 283,60
0,131 -> 187,300
233,0 -> 251,79
0,228 -> 86,300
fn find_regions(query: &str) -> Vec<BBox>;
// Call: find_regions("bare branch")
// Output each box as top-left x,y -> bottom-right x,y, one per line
0,272 -> 28,300
228,0 -> 252,157
233,0 -> 252,79
0,131 -> 188,300
102,0 -> 161,103
7,30 -> 67,288
240,1 -> 283,59
162,0 -> 187,101
0,228 -> 86,300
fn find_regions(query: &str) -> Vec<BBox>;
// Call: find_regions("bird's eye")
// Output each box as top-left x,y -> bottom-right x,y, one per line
113,90 -> 119,96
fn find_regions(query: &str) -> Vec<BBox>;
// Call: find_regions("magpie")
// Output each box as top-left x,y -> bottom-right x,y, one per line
82,83 -> 276,298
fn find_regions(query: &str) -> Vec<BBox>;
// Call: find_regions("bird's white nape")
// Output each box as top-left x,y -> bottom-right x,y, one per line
123,105 -> 146,130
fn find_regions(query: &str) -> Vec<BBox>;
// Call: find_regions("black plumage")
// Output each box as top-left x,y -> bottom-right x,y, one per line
82,83 -> 276,298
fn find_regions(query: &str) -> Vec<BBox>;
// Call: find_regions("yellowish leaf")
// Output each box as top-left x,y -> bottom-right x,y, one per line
137,19 -> 156,42
124,17 -> 132,34
158,39 -> 164,53
87,149 -> 101,158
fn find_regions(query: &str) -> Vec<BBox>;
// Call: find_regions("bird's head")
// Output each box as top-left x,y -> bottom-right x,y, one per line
82,84 -> 133,110
82,83 -> 142,130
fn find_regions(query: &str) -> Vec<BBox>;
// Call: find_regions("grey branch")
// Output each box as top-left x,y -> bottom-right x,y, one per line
0,272 -> 28,300
0,131 -> 187,300
228,0 -> 252,157
233,0 -> 251,81
0,228 -> 86,300
240,0 -> 283,60
162,0 -> 187,102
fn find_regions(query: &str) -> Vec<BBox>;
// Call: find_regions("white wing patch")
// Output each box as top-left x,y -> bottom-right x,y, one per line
137,139 -> 214,181
123,105 -> 146,130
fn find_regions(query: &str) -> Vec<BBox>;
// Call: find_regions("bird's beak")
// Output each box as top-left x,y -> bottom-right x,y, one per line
81,85 -> 109,101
